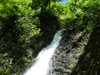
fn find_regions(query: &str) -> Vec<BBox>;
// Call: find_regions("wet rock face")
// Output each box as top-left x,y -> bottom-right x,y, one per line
48,29 -> 88,75
71,27 -> 100,75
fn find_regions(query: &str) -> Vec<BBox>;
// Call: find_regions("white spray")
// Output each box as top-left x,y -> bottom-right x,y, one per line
23,30 -> 64,75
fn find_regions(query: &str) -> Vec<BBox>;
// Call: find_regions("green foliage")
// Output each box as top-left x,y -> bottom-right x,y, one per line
47,2 -> 68,26
0,0 -> 100,74
15,3 -> 40,41
0,0 -> 40,74
31,0 -> 59,13
0,0 -> 40,52
0,0 -> 16,18
0,53 -> 13,75
48,0 -> 100,30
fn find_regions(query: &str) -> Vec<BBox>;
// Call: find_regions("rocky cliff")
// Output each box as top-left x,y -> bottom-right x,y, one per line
48,28 -> 100,75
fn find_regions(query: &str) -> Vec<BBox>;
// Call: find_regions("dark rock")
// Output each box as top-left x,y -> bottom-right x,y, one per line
48,29 -> 88,75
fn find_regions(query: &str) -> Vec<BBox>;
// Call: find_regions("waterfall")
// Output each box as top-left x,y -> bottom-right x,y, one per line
23,29 -> 64,75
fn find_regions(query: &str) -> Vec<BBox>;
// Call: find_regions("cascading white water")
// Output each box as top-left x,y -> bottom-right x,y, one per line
23,30 -> 64,75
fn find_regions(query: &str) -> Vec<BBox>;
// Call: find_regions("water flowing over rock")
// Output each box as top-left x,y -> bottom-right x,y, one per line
22,29 -> 65,75
48,29 -> 89,75
22,28 -> 94,75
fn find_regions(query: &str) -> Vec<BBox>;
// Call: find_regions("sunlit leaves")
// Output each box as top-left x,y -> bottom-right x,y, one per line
49,0 -> 100,29
0,1 -> 16,18
17,16 -> 40,41
0,0 -> 34,18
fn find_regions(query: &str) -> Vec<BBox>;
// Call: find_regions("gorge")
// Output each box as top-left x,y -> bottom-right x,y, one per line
22,28 -> 91,75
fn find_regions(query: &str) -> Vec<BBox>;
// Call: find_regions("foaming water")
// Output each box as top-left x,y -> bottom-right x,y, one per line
23,30 -> 64,75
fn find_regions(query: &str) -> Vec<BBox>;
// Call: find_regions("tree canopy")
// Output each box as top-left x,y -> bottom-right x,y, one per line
0,0 -> 100,74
